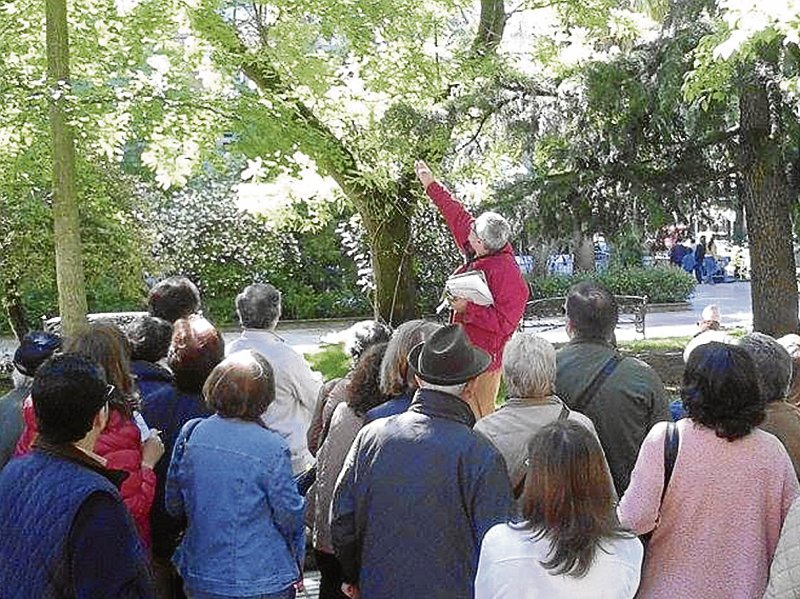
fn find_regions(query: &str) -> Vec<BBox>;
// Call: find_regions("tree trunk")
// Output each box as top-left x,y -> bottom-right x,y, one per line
46,0 -> 88,337
572,225 -> 595,273
2,283 -> 29,342
363,199 -> 416,326
738,73 -> 798,336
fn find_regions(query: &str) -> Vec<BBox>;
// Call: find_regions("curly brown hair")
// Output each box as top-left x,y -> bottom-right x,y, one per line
347,342 -> 390,416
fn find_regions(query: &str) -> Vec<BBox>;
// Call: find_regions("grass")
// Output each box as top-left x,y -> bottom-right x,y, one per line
305,343 -> 350,380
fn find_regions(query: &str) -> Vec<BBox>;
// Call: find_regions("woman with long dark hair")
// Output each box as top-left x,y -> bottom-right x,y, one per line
475,419 -> 642,598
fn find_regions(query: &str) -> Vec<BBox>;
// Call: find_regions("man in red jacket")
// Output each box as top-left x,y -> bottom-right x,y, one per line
415,160 -> 529,418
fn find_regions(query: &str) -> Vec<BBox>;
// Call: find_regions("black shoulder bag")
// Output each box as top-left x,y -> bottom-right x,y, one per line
641,421 -> 680,548
571,352 -> 624,413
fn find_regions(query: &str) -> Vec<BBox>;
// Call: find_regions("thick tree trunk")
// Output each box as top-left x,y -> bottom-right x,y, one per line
572,226 -> 595,273
738,75 -> 798,336
363,200 -> 416,325
46,0 -> 87,336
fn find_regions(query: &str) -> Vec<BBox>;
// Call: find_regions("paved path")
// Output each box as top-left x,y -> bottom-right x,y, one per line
0,281 -> 758,360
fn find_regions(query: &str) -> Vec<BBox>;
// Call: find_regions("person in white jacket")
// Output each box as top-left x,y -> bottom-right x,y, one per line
475,419 -> 643,599
226,283 -> 322,474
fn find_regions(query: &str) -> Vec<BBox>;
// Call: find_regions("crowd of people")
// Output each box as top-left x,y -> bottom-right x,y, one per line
2,166 -> 800,599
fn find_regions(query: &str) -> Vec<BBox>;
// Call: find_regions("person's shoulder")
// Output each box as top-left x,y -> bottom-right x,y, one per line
600,534 -> 644,566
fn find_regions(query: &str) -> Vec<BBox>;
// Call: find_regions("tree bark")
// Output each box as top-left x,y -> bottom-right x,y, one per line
46,0 -> 87,336
738,71 -> 798,335
572,225 -> 595,273
2,284 -> 29,342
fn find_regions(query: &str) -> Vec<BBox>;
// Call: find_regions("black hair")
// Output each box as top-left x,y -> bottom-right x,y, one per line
565,281 -> 618,341
681,342 -> 765,440
126,315 -> 172,363
147,276 -> 201,323
33,355 -> 108,444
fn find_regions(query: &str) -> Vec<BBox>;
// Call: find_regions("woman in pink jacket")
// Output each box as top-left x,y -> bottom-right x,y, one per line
619,342 -> 799,599
15,323 -> 164,548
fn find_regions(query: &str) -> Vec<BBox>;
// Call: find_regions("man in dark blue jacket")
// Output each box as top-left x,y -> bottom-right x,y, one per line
331,324 -> 512,599
0,354 -> 153,599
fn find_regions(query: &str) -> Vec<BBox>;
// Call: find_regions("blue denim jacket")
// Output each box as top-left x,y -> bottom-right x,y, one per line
166,414 -> 305,596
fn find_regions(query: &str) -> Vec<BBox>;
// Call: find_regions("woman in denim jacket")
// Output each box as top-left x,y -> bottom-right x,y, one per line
166,350 -> 305,599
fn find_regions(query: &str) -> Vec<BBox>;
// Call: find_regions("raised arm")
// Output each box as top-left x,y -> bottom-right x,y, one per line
415,160 -> 474,252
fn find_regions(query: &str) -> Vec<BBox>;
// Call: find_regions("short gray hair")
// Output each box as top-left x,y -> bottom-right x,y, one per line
503,333 -> 556,398
739,332 -> 792,403
236,283 -> 282,330
474,212 -> 511,252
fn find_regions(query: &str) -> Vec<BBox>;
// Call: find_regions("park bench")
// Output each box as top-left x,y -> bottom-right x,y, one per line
42,311 -> 149,334
520,295 -> 648,337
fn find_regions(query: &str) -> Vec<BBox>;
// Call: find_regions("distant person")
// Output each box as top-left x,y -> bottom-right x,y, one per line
307,320 -> 391,457
0,355 -> 153,598
475,332 -> 599,497
364,319 -> 442,423
0,331 -> 61,470
740,332 -> 800,480
619,342 -> 798,599
166,350 -> 305,599
227,283 -> 322,474
331,324 -> 511,599
694,304 -> 722,336
668,240 -> 688,267
555,282 -> 669,495
148,276 -> 202,323
415,160 -> 529,419
475,420 -> 642,599
693,235 -> 706,284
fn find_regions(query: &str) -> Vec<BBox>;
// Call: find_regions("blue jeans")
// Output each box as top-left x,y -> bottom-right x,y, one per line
186,588 -> 295,599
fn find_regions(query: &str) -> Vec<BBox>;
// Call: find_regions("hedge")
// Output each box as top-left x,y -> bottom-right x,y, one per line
526,265 -> 696,304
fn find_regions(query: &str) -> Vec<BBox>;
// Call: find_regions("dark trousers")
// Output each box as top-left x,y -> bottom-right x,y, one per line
314,550 -> 348,599
694,263 -> 704,284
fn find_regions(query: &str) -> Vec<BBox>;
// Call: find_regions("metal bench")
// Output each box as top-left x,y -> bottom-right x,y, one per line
520,295 -> 648,337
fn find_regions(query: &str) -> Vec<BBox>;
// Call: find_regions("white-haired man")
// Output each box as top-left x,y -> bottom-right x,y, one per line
415,160 -> 529,419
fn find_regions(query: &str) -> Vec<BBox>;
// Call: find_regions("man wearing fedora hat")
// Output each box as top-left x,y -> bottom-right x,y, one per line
330,324 -> 512,599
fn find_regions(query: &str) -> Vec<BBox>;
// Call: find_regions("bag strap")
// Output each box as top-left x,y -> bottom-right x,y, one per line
661,421 -> 679,503
572,353 -> 624,412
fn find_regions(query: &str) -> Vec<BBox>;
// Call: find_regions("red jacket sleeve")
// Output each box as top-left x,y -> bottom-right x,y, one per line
13,396 -> 36,457
426,182 -> 474,254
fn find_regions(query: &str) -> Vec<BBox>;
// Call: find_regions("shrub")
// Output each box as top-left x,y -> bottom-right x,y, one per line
527,265 -> 695,304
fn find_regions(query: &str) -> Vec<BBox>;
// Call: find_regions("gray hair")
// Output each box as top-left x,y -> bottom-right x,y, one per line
474,212 -> 511,252
739,332 -> 793,403
503,333 -> 556,398
236,283 -> 282,330
417,378 -> 467,397
380,319 -> 442,396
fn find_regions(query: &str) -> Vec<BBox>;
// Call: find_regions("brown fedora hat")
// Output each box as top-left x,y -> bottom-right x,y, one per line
407,324 -> 491,385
